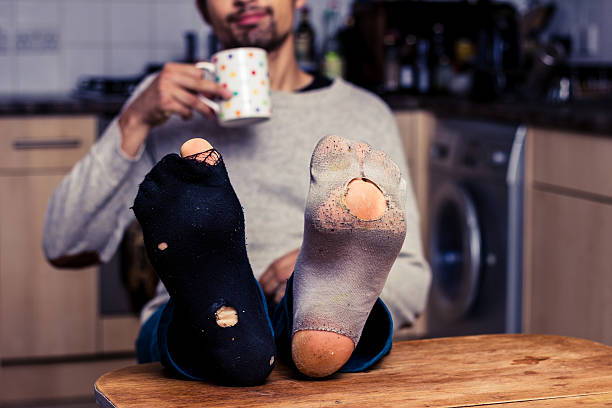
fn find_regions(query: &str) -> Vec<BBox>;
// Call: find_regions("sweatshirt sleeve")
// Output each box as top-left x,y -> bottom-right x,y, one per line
369,99 -> 432,330
42,75 -> 157,265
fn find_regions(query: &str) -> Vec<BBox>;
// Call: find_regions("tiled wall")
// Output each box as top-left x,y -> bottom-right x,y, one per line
0,0 -> 212,93
0,0 -> 352,95
1,0 -> 609,95
544,0 -> 612,64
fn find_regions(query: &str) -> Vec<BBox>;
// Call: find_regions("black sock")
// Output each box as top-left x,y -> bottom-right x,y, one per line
133,150 -> 276,385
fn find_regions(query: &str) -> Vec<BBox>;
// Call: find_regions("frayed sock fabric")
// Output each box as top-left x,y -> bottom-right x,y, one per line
133,151 -> 275,385
292,135 -> 407,345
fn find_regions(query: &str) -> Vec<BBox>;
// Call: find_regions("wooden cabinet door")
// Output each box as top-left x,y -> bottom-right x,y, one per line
523,188 -> 612,345
395,110 -> 435,242
0,174 -> 98,359
394,110 -> 434,338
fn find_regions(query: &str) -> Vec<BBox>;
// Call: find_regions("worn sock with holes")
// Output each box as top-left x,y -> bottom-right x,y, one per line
292,135 -> 408,345
132,150 -> 276,385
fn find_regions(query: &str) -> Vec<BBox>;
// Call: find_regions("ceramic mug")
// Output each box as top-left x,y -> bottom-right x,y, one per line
196,47 -> 271,127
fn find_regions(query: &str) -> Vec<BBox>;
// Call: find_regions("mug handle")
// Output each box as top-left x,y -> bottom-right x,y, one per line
195,61 -> 220,113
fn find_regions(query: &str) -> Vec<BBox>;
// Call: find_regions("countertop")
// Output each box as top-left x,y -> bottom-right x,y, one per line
0,94 -> 125,117
1,93 -> 611,135
384,94 -> 612,135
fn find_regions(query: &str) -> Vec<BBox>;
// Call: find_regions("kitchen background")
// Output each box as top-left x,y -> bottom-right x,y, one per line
2,0 -> 612,406
1,0 -> 611,95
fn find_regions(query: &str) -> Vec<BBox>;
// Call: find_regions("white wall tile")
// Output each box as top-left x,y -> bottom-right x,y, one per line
109,47 -> 151,76
544,0 -> 612,63
303,0 -> 352,54
152,46 -> 184,64
16,54 -> 62,92
601,0 -> 612,62
0,0 -> 15,55
15,0 -> 60,54
61,47 -> 106,91
0,55 -> 16,93
153,0 -> 205,49
110,1 -> 153,46
16,0 -> 60,29
62,1 -> 108,45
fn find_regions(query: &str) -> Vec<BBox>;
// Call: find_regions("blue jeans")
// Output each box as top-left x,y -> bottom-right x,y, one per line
136,277 -> 393,380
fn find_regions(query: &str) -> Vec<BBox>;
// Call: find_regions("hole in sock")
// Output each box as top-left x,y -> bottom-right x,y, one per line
157,242 -> 168,251
344,178 -> 387,221
215,305 -> 238,327
183,149 -> 221,166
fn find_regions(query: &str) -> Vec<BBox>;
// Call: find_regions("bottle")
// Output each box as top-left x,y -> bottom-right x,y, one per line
431,23 -> 451,93
383,32 -> 400,91
183,31 -> 198,63
416,39 -> 431,94
321,0 -> 344,79
399,35 -> 417,92
448,38 -> 476,96
294,6 -> 317,73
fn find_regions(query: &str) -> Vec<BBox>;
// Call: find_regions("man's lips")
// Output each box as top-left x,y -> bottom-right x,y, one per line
231,10 -> 269,27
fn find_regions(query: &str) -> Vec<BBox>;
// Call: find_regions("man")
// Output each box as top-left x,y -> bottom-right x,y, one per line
43,0 -> 430,384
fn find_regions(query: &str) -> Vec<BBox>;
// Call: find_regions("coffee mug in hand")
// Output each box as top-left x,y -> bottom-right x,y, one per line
196,47 -> 271,127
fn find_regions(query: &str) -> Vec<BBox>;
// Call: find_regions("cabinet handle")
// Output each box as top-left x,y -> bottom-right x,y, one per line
13,139 -> 82,150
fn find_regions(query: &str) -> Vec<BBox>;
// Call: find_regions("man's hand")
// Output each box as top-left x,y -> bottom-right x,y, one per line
118,62 -> 233,158
259,248 -> 300,304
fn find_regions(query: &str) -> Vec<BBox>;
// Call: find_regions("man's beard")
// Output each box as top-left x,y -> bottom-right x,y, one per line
222,7 -> 289,52
226,24 -> 289,53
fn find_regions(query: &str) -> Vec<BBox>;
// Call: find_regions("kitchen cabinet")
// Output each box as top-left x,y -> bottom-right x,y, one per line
0,116 -> 98,359
0,115 -> 138,404
523,127 -> 612,345
395,110 -> 435,242
394,110 -> 435,339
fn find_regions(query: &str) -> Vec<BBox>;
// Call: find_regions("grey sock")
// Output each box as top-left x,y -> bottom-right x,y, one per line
292,135 -> 407,345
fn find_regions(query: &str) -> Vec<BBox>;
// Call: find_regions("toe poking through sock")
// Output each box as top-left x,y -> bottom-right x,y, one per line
215,305 -> 238,328
157,242 -> 168,251
180,138 -> 220,165
344,178 -> 387,221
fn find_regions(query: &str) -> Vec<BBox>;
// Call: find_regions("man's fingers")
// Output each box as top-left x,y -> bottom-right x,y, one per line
261,273 -> 280,295
173,88 -> 215,119
164,70 -> 233,100
258,267 -> 274,287
162,99 -> 192,121
163,62 -> 205,78
275,248 -> 300,279
274,281 -> 287,304
259,248 -> 300,296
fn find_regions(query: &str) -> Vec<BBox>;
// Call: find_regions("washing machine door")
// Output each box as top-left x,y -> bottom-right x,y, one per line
429,182 -> 482,322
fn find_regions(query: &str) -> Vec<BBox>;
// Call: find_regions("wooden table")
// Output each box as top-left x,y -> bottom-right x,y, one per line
95,334 -> 612,407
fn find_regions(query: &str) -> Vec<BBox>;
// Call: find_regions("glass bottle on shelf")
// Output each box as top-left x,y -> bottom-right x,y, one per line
399,35 -> 417,92
416,39 -> 431,94
431,23 -> 452,94
321,0 -> 344,79
383,32 -> 400,92
295,6 -> 317,73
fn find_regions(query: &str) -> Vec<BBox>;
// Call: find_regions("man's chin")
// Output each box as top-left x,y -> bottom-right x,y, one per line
226,38 -> 277,52
224,23 -> 285,52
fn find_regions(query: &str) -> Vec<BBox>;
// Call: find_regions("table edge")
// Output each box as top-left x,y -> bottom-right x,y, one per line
95,383 -> 117,408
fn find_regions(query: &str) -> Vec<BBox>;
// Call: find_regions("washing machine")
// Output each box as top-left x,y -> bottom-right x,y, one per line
426,118 -> 525,338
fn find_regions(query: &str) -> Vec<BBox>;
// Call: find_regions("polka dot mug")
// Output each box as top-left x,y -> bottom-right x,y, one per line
196,47 -> 271,127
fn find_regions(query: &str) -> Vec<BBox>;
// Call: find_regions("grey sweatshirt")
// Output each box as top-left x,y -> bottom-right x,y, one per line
43,76 -> 431,328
